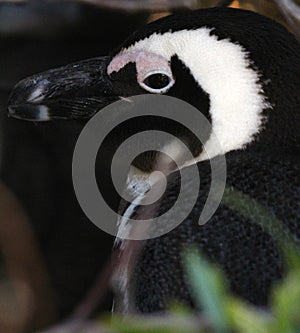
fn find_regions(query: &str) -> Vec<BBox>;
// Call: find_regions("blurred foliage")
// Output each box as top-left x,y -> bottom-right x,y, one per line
102,248 -> 300,333
98,186 -> 300,333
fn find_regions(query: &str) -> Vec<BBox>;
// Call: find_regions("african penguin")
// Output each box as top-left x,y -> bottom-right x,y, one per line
8,7 -> 300,313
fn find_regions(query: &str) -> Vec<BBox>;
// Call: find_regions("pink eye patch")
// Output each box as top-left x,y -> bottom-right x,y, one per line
107,50 -> 173,84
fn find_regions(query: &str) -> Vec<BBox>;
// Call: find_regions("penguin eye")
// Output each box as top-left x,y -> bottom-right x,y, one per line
140,71 -> 174,94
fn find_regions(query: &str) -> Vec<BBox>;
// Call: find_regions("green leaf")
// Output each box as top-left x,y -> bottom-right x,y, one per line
282,243 -> 300,272
184,249 -> 230,333
271,270 -> 300,333
226,297 -> 273,333
103,313 -> 203,333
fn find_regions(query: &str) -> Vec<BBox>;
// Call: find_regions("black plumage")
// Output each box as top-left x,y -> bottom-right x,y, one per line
133,150 -> 299,312
112,8 -> 300,311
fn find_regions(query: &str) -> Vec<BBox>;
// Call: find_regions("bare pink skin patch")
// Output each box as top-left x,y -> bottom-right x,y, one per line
107,50 -> 173,84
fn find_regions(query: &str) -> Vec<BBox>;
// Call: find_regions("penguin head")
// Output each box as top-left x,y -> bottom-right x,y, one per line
8,8 -> 300,161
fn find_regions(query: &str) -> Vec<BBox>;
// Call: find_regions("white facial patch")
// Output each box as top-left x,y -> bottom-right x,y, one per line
111,29 -> 269,160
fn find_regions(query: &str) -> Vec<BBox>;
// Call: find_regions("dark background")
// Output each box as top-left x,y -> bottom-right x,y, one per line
0,2 -> 148,320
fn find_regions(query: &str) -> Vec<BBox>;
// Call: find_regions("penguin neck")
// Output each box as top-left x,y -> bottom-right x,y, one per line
245,128 -> 300,157
247,107 -> 300,155
250,45 -> 300,155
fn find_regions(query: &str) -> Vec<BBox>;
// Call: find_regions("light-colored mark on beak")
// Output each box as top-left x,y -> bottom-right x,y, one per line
36,105 -> 50,120
27,87 -> 45,103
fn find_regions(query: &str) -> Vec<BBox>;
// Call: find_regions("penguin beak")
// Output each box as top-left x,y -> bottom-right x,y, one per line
8,56 -> 116,121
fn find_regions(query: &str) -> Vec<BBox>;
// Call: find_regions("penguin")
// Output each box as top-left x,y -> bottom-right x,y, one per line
8,7 -> 300,313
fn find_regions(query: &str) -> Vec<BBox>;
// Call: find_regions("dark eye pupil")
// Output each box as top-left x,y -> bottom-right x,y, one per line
143,73 -> 171,90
